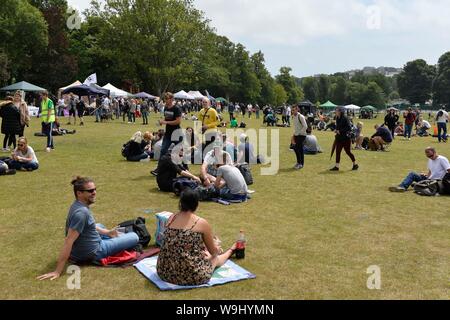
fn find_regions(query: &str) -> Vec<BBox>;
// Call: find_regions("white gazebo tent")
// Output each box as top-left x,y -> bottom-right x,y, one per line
102,83 -> 132,97
187,91 -> 205,100
58,80 -> 82,98
174,90 -> 195,100
344,104 -> 361,111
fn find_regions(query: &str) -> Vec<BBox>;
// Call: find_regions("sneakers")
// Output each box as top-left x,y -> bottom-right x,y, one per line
140,158 -> 150,163
352,164 -> 359,171
45,147 -> 51,153
1,148 -> 10,152
329,167 -> 339,171
294,164 -> 303,170
389,186 -> 406,193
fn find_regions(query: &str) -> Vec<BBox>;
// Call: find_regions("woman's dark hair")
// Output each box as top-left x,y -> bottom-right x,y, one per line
179,189 -> 199,212
71,176 -> 94,198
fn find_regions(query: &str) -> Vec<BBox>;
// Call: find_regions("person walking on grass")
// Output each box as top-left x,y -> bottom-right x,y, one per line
291,105 -> 307,170
37,176 -> 139,281
435,107 -> 449,143
40,91 -> 55,152
0,96 -> 21,152
403,107 -> 416,141
330,107 -> 359,172
389,147 -> 450,192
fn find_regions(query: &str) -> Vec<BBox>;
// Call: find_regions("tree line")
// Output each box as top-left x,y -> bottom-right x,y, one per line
1,0 -> 449,109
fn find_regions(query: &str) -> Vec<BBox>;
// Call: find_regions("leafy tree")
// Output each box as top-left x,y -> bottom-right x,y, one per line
330,76 -> 347,105
27,0 -> 78,92
0,50 -> 10,86
273,83 -> 288,106
251,51 -> 276,105
389,91 -> 400,101
301,77 -> 319,103
0,0 -> 48,83
364,81 -> 385,107
397,59 -> 436,104
433,51 -> 450,106
317,75 -> 330,103
276,67 -> 304,104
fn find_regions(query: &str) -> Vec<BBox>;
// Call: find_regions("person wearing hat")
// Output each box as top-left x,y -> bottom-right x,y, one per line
330,107 -> 359,171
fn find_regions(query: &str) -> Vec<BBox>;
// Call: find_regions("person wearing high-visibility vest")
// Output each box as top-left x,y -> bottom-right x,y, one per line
41,91 -> 55,152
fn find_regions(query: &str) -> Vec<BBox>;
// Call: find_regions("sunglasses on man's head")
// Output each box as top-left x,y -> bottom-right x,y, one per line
80,188 -> 96,193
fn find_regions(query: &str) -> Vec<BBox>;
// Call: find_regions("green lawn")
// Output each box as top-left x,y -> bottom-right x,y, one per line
0,113 -> 448,300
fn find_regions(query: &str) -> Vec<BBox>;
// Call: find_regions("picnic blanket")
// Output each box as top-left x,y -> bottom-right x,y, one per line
134,256 -> 256,291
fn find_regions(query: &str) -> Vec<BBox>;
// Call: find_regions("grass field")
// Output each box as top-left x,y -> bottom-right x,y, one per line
0,113 -> 448,300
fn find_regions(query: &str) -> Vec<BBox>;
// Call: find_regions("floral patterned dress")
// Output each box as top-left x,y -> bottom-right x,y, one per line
156,217 -> 214,286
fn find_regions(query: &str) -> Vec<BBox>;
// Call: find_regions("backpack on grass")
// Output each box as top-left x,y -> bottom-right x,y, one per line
117,217 -> 151,247
413,180 -> 440,196
121,141 -> 131,158
237,163 -> 253,185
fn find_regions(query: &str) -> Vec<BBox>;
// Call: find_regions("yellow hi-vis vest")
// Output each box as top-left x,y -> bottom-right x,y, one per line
41,98 -> 55,123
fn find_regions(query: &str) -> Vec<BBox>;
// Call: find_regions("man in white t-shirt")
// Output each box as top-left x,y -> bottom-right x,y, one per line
417,118 -> 431,137
435,108 -> 449,143
389,147 -> 450,192
201,144 -> 233,187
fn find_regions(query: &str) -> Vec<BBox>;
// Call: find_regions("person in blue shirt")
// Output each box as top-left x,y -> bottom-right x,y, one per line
37,177 -> 139,281
371,124 -> 393,151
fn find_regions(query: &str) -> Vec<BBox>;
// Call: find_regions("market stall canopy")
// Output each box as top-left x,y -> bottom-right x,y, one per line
320,100 -> 337,109
61,84 -> 108,97
387,107 -> 399,111
134,92 -> 157,100
102,83 -> 132,98
361,105 -> 378,112
344,104 -> 361,111
90,84 -> 110,96
0,81 -> 46,92
187,91 -> 205,100
59,80 -> 82,91
215,97 -> 228,104
174,90 -> 195,100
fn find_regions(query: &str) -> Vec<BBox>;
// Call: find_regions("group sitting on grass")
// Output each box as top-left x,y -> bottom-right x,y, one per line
125,131 -> 153,162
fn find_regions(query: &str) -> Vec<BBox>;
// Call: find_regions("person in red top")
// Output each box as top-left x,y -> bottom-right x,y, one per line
403,107 -> 416,140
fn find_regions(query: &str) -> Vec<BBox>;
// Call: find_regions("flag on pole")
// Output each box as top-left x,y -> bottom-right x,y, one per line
205,90 -> 215,102
84,73 -> 97,85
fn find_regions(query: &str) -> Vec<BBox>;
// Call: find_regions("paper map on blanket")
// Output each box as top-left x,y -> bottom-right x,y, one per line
134,256 -> 255,290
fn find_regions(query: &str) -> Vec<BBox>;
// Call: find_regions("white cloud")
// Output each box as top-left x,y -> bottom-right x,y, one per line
195,0 -> 450,46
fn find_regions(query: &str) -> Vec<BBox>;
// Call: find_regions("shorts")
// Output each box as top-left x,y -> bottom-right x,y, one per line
69,108 -> 76,117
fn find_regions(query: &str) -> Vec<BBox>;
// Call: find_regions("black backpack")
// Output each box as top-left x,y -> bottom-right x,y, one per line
118,217 -> 151,247
121,141 -> 131,158
413,180 -> 440,196
440,173 -> 450,195
237,163 -> 253,185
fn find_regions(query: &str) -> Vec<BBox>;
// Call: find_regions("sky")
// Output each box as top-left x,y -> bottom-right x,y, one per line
68,0 -> 450,77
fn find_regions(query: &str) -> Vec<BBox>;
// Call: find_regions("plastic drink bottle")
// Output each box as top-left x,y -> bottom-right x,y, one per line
235,230 -> 246,259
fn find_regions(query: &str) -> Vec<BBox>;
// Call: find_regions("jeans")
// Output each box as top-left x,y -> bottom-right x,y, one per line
95,108 -> 101,122
437,123 -> 447,142
293,135 -> 306,166
142,111 -> 149,125
219,187 -> 247,202
8,161 -> 39,171
44,122 -> 54,148
127,153 -> 149,162
404,124 -> 413,139
400,172 -> 428,190
94,224 -> 139,260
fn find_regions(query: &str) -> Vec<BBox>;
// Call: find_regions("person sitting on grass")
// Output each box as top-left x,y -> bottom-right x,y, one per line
156,144 -> 201,192
230,116 -> 238,128
127,131 -> 151,162
416,118 -> 431,137
370,124 -> 393,151
0,159 -> 16,175
303,128 -> 323,155
389,147 -> 450,192
214,156 -> 248,202
156,189 -> 237,286
7,137 -> 39,171
201,143 -> 233,187
37,177 -> 139,281
394,122 -> 404,137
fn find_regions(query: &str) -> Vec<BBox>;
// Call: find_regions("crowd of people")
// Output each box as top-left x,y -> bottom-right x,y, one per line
3,86 -> 449,287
